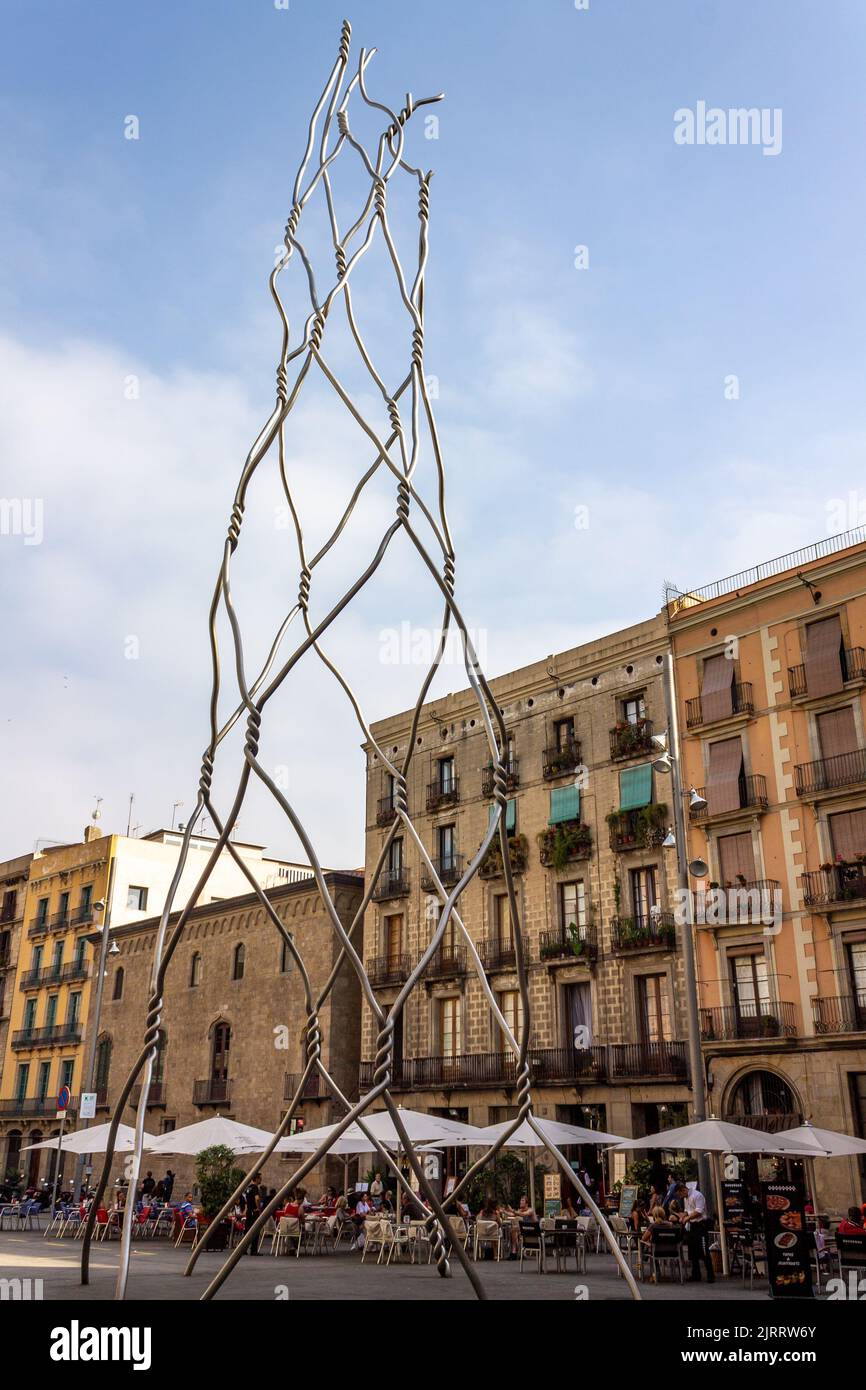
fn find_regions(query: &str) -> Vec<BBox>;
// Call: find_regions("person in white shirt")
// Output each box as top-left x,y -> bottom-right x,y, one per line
676,1183 -> 715,1283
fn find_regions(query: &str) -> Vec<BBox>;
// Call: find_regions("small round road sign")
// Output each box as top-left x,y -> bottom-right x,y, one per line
57,1085 -> 71,1111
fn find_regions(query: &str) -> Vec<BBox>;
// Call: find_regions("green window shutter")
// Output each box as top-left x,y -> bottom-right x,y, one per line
488,799 -> 517,833
619,763 -> 652,811
549,786 -> 580,824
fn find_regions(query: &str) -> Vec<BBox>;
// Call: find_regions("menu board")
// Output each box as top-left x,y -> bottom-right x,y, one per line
761,1181 -> 813,1299
619,1185 -> 638,1222
721,1179 -> 748,1230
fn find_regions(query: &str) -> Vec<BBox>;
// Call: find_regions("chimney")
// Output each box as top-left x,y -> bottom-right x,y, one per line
83,824 -> 102,844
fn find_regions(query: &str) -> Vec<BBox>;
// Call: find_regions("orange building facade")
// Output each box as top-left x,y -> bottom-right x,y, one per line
668,528 -> 866,1211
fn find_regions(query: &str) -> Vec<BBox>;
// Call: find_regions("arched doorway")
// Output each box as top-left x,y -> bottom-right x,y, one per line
724,1068 -> 804,1197
5,1130 -> 22,1187
27,1130 -> 43,1187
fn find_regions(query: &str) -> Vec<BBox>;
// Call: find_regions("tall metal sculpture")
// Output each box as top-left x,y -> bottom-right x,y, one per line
81,19 -> 640,1301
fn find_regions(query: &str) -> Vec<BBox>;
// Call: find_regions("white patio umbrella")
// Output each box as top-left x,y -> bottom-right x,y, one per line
473,1118 -> 628,1210
772,1122 -> 866,1218
610,1118 -> 829,1277
22,1122 -> 159,1153
144,1116 -> 280,1156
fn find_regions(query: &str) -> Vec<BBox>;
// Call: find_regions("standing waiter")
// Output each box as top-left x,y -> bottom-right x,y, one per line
677,1182 -> 715,1282
243,1170 -> 264,1255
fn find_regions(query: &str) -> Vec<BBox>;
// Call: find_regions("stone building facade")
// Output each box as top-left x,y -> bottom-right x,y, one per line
669,528 -> 866,1212
0,853 -> 34,1096
361,614 -> 691,1189
10,871 -> 363,1197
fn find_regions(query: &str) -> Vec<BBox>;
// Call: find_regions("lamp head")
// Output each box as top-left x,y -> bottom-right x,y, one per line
688,787 -> 708,811
652,752 -> 672,774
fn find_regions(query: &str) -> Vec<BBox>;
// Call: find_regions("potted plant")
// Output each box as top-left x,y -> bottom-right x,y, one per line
194,1144 -> 246,1251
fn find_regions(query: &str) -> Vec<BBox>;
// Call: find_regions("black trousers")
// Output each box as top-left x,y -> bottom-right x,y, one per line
244,1213 -> 261,1253
686,1219 -> 714,1278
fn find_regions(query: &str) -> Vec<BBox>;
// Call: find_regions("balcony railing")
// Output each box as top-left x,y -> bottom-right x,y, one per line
609,718 -> 655,761
376,794 -> 397,827
11,1023 -> 83,1049
539,923 -> 598,964
609,1041 -> 689,1080
0,950 -> 12,970
481,760 -> 520,796
401,1053 -> 520,1089
789,646 -> 866,698
610,913 -> 676,952
27,918 -> 50,938
608,805 -> 668,852
0,1095 -> 78,1117
20,961 -> 89,990
426,777 -> 460,811
689,773 -> 768,820
284,1072 -> 328,1102
801,863 -> 866,908
812,993 -> 866,1034
795,747 -> 866,797
694,880 -> 781,927
478,936 -> 518,972
130,1082 -> 167,1107
699,1000 -> 798,1041
193,1078 -> 231,1106
49,910 -> 73,930
538,821 -> 593,866
366,953 -> 412,987
685,682 -> 754,729
371,868 -> 411,902
529,1046 -> 607,1084
542,739 -> 582,780
420,854 -> 464,892
71,907 -> 95,927
420,944 -> 467,980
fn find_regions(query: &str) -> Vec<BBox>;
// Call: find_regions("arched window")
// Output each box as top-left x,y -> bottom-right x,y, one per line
232,943 -> 245,981
153,1029 -> 167,1085
112,967 -> 124,1001
190,952 -> 202,987
5,1130 -> 22,1183
209,1023 -> 230,1103
95,1036 -> 112,1096
727,1070 -> 799,1128
27,1130 -> 42,1187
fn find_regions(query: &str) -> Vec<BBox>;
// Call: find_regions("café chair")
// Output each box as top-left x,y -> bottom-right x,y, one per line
519,1220 -> 545,1273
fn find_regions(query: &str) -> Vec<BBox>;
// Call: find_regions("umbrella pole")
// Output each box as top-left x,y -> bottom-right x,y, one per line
50,1111 -> 68,1218
712,1152 -> 729,1279
529,1154 -> 536,1213
808,1156 -> 819,1220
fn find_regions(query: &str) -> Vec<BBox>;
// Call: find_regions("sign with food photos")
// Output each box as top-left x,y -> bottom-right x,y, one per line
721,1178 -> 748,1229
761,1181 -> 813,1298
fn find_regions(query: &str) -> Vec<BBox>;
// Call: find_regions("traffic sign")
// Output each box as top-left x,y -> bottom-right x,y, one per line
79,1091 -> 97,1120
57,1085 -> 71,1111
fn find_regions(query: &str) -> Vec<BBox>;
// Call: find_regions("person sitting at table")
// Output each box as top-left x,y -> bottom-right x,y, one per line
454,1197 -> 471,1223
560,1195 -> 580,1220
369,1171 -> 385,1207
629,1197 -> 648,1233
283,1188 -> 307,1226
328,1193 -> 350,1235
838,1205 -> 866,1235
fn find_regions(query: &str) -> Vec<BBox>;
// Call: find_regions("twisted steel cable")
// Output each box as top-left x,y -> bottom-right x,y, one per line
81,19 -> 639,1302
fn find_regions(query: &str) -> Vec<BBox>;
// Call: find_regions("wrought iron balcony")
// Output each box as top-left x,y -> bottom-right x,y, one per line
609,1041 -> 689,1081
130,1082 -> 167,1108
801,863 -> 866,908
477,936 -> 518,972
479,832 -> 529,880
609,718 -> 655,761
358,1059 -> 407,1090
542,738 -> 582,780
426,776 -> 460,811
610,913 -> 676,952
420,944 -> 467,980
0,1095 -> 78,1117
376,794 -> 398,827
193,1078 -> 231,1106
27,918 -> 50,938
365,953 -> 411,987
794,748 -> 866,797
11,1023 -> 83,1049
529,1046 -> 607,1084
403,1052 -> 520,1089
481,759 -> 520,796
812,993 -> 866,1034
699,1000 -> 798,1041
689,774 -> 768,820
371,867 -> 411,902
694,880 -> 781,927
71,906 -> 95,927
685,682 -> 754,729
789,646 -> 866,698
420,854 -> 464,892
284,1072 -> 328,1102
607,805 -> 668,852
538,821 -> 593,866
0,949 -> 11,970
19,961 -> 89,990
539,923 -> 598,964
49,910 -> 71,931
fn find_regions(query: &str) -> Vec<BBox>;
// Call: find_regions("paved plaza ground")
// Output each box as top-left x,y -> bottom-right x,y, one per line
0,1228 -> 779,1302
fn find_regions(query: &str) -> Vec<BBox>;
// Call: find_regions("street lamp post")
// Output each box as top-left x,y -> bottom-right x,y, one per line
658,653 -> 712,1201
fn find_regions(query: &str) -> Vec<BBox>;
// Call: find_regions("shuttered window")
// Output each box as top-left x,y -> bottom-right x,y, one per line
706,737 -> 744,815
829,810 -> 866,862
619,763 -> 652,811
549,785 -> 580,824
488,799 -> 516,833
718,831 -> 757,884
701,653 -> 735,722
817,706 -> 857,761
804,615 -> 844,697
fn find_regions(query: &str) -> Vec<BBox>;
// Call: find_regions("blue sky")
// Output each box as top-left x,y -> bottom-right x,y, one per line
1,0 -> 864,864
